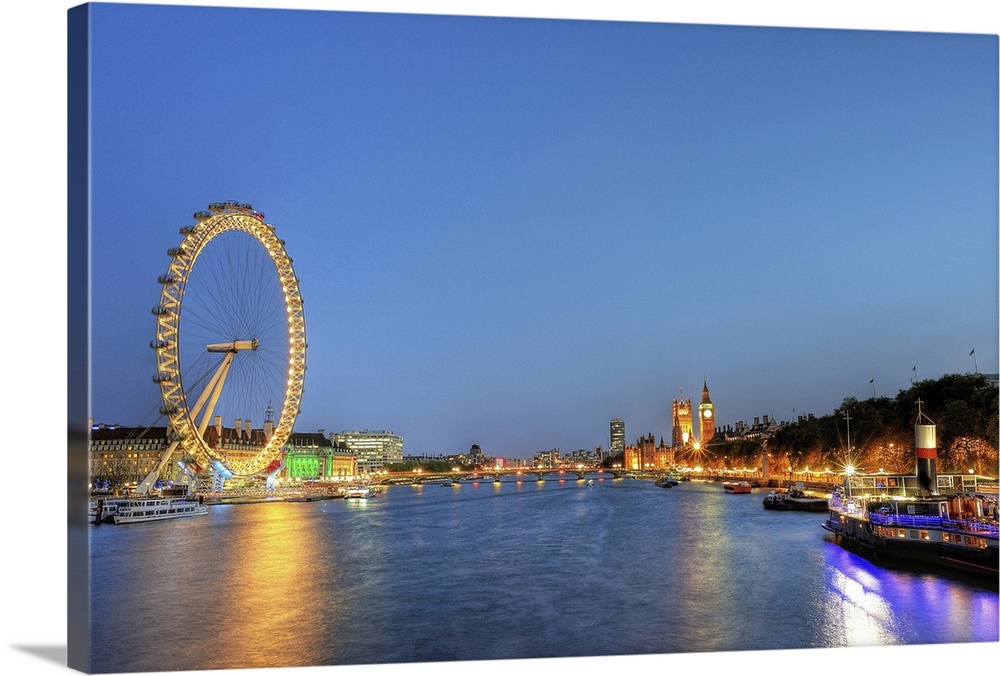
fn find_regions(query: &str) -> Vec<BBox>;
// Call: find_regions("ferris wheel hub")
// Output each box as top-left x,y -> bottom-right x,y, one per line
206,339 -> 259,353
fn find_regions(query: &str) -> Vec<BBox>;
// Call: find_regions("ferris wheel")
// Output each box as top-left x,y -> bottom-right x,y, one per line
147,201 -> 306,483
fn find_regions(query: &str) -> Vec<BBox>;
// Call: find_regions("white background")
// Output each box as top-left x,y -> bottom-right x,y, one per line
2,1 -> 997,675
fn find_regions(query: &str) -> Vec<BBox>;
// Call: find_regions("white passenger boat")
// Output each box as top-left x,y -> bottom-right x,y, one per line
112,497 -> 208,524
344,486 -> 378,499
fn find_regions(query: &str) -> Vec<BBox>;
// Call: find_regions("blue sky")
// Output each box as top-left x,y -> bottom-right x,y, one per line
80,2 -> 997,460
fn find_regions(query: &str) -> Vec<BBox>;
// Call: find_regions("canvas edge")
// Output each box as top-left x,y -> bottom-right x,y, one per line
68,2 -> 92,673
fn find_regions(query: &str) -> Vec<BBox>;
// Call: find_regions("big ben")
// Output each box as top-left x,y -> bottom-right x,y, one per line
698,378 -> 715,443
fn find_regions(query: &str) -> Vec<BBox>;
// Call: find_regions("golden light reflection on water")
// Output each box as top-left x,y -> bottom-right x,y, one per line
212,504 -> 329,668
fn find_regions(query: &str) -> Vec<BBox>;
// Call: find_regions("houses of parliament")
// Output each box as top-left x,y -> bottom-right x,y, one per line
621,379 -> 715,471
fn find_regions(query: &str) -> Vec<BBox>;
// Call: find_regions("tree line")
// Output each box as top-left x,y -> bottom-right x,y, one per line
704,373 -> 998,475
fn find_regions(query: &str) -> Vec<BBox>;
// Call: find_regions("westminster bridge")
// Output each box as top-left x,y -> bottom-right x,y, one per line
373,467 -> 627,485
371,466 -> 846,491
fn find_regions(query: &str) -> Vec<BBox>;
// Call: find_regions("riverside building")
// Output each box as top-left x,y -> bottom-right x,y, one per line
284,432 -> 358,481
89,420 -> 358,490
331,429 -> 404,474
624,433 -> 675,471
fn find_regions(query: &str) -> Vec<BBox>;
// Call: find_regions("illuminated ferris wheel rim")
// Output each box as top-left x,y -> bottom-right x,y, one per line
151,201 -> 306,477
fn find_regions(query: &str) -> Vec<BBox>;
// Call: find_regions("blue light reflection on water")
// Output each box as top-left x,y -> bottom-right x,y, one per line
88,479 -> 998,673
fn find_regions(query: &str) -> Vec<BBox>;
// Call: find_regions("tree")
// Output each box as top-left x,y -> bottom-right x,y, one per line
767,374 -> 998,475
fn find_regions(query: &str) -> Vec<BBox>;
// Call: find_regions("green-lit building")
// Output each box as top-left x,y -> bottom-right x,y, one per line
284,432 -> 358,480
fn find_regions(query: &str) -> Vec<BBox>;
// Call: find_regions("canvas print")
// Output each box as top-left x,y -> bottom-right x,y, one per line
66,2 -> 999,674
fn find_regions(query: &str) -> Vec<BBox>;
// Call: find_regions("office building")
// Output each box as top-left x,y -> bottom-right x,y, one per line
331,429 -> 404,474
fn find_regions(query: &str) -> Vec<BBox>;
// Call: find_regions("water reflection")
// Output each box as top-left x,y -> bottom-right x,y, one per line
215,504 -> 326,668
823,541 -> 999,648
89,480 -> 997,673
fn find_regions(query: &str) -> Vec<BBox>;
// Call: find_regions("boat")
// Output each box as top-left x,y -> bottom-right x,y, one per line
112,497 -> 208,524
762,487 -> 829,512
88,497 -> 131,524
345,486 -> 378,499
762,491 -> 792,510
723,481 -> 753,494
655,476 -> 679,488
821,405 -> 999,581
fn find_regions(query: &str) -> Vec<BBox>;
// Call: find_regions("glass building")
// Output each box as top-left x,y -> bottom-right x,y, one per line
610,419 -> 625,454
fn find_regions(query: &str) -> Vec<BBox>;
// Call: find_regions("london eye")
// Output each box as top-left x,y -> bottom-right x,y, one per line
147,201 -> 306,486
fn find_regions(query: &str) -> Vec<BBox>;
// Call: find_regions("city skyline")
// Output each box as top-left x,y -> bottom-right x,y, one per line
81,3 -> 996,462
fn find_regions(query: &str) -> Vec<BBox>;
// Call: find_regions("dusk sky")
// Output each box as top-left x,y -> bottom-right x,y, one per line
82,2 -> 998,460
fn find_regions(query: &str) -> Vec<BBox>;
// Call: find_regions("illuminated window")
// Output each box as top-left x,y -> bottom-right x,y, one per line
919,530 -> 929,541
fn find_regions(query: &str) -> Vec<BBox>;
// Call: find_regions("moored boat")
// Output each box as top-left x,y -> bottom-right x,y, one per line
345,486 -> 378,499
112,497 -> 208,524
821,404 -> 999,581
655,476 -> 680,488
89,497 -> 132,523
763,488 -> 828,512
762,491 -> 792,510
723,481 -> 752,494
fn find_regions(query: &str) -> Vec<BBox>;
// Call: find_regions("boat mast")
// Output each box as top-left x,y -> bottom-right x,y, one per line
844,409 -> 851,456
843,409 -> 852,497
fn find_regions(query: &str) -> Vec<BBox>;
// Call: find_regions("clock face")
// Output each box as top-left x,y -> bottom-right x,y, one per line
704,409 -> 713,418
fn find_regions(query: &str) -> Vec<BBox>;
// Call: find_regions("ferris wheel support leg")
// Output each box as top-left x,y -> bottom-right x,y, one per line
135,439 -> 182,495
187,351 -> 236,437
196,351 -> 236,439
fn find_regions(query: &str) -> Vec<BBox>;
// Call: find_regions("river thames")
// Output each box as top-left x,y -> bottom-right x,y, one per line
86,478 -> 999,674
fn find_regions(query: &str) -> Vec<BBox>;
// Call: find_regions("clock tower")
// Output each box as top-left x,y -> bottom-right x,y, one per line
698,378 -> 715,443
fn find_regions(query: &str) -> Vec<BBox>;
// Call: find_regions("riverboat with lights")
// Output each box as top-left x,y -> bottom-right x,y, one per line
723,481 -> 753,494
112,497 -> 208,524
821,405 -> 999,581
345,485 -> 378,499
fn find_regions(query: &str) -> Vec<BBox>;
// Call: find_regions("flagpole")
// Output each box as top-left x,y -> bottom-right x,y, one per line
971,348 -> 978,374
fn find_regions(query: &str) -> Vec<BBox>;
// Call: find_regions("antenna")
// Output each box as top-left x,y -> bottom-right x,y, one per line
843,409 -> 852,455
915,398 -> 934,425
